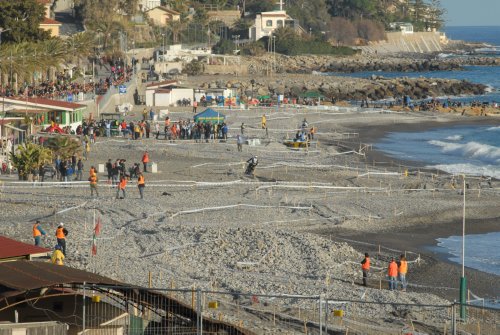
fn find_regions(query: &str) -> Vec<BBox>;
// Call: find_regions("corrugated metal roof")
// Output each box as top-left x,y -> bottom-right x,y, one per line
0,236 -> 50,260
0,261 -> 119,296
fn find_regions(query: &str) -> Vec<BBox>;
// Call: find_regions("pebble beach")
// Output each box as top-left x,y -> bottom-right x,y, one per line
0,105 -> 498,333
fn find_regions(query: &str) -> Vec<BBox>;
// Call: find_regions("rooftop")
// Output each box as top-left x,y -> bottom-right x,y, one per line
0,236 -> 50,261
3,97 -> 86,111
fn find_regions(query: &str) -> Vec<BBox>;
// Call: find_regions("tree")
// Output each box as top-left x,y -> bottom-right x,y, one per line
10,142 -> 52,180
327,17 -> 357,45
46,136 -> 82,160
0,0 -> 50,43
167,20 -> 186,44
183,60 -> 203,76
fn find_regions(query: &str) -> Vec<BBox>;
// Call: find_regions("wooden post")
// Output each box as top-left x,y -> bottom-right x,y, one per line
303,320 -> 307,334
148,271 -> 152,288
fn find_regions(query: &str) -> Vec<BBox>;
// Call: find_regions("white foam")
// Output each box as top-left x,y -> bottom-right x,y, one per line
445,135 -> 463,141
429,163 -> 500,179
428,140 -> 500,164
486,126 -> 500,131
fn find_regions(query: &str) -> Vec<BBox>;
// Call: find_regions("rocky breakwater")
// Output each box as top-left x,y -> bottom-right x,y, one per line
199,75 -> 487,101
244,54 -> 500,74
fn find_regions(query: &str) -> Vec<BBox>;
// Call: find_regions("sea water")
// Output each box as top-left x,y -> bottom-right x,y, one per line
436,232 -> 500,276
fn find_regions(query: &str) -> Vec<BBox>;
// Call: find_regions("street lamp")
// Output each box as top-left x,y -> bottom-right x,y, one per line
161,33 -> 165,59
250,79 -> 255,100
460,176 -> 467,320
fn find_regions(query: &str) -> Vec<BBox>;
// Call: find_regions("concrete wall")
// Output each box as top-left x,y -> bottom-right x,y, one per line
359,31 -> 445,54
204,64 -> 247,75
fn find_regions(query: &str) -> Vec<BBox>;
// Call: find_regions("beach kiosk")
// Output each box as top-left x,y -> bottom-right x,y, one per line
194,108 -> 226,124
2,97 -> 86,132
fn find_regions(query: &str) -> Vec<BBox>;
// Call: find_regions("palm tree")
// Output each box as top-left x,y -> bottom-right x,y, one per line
167,20 -> 186,44
10,142 -> 53,180
46,136 -> 82,160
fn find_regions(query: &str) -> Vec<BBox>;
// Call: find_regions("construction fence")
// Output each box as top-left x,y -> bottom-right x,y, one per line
79,284 -> 499,335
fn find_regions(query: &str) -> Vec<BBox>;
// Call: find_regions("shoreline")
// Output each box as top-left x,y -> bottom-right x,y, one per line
326,115 -> 500,301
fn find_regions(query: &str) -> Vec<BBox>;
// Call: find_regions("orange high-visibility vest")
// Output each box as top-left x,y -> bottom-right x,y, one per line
138,175 -> 145,185
89,175 -> 97,184
388,261 -> 398,277
33,224 -> 41,237
399,260 -> 408,274
142,153 -> 149,163
56,227 -> 65,239
119,179 -> 127,190
361,257 -> 370,270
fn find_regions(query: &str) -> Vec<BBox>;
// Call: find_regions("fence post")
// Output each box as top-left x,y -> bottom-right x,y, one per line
319,294 -> 323,335
196,288 -> 203,335
451,302 -> 457,335
82,282 -> 86,333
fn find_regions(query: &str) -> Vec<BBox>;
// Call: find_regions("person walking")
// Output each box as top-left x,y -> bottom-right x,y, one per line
361,252 -> 370,287
236,135 -> 244,152
76,158 -> 84,181
240,122 -> 245,135
137,172 -> 145,199
89,173 -> 98,197
388,257 -> 398,291
33,220 -> 46,246
55,223 -> 68,256
261,114 -> 267,129
116,175 -> 127,199
142,151 -> 149,172
51,245 -> 65,265
398,254 -> 408,291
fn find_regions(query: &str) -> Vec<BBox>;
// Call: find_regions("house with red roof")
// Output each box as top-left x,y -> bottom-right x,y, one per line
2,96 -> 86,132
37,0 -> 62,37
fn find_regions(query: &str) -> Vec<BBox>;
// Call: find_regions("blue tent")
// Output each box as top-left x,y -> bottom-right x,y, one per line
194,108 -> 226,124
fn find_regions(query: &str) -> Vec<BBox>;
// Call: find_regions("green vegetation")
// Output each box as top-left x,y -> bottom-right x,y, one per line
183,60 -> 203,76
0,0 -> 50,43
10,142 -> 52,180
274,36 -> 357,56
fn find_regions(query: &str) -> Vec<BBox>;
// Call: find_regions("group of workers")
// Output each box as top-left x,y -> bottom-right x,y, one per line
361,253 -> 408,291
33,221 -> 68,266
88,152 -> 148,199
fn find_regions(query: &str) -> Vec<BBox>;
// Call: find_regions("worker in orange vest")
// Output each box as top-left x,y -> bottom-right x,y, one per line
361,252 -> 370,287
398,254 -> 408,291
55,223 -> 68,256
116,175 -> 127,199
89,166 -> 96,176
89,173 -> 98,197
137,172 -> 145,199
33,220 -> 46,246
142,151 -> 149,172
387,258 -> 398,291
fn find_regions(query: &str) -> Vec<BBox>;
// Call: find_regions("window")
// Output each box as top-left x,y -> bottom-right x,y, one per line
266,20 -> 273,27
277,20 -> 284,28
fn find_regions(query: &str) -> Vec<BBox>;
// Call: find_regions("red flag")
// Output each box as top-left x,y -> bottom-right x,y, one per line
91,241 -> 97,256
94,217 -> 101,236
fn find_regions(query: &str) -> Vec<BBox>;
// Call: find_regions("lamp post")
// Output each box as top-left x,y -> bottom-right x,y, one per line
250,79 -> 255,100
460,176 -> 467,320
161,33 -> 165,59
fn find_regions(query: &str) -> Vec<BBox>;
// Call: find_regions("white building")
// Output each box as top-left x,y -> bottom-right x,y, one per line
389,22 -> 414,34
249,10 -> 298,41
145,80 -> 194,107
138,0 -> 161,12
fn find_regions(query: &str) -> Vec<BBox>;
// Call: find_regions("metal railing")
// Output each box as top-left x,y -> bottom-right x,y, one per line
78,284 -> 499,335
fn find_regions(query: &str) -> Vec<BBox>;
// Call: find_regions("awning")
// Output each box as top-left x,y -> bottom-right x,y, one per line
5,124 -> 26,132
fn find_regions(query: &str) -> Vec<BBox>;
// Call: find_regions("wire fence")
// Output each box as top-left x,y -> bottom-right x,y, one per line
73,284 -> 500,335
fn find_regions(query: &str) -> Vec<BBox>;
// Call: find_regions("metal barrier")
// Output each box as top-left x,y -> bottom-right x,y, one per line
78,285 -> 499,334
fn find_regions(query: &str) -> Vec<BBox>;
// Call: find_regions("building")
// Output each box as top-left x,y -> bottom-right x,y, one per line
37,0 -> 62,37
0,260 -> 252,335
389,22 -> 414,34
146,6 -> 181,26
249,10 -> 298,41
145,80 -> 194,107
2,97 -> 86,132
39,17 -> 62,37
0,236 -> 50,262
138,0 -> 161,12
